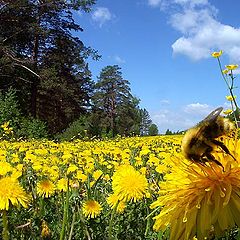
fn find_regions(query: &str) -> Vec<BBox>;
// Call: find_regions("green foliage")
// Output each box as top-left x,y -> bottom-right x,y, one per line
17,117 -> 48,139
55,116 -> 90,141
0,0 -> 99,133
148,124 -> 158,136
0,88 -> 48,139
0,88 -> 22,130
92,65 -> 141,137
139,108 -> 152,136
165,129 -> 173,135
165,129 -> 183,135
0,1 -> 154,138
227,107 -> 240,126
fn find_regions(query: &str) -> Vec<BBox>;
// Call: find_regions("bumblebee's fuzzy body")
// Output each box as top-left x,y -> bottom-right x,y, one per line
181,107 -> 235,167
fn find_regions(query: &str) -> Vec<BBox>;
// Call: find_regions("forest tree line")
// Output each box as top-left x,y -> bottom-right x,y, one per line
0,0 -> 158,140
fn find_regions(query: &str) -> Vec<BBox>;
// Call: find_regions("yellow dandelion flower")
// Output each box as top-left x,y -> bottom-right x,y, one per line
1,121 -> 10,129
211,50 -> 223,58
139,167 -> 147,175
0,177 -> 29,210
155,164 -> 168,174
223,109 -> 233,115
103,174 -> 110,181
226,95 -> 236,101
37,180 -> 55,198
67,164 -> 78,174
112,165 -> 148,202
107,193 -> 126,213
151,138 -> 240,240
82,199 -> 102,218
226,64 -> 238,70
1,121 -> 13,134
56,178 -> 68,192
92,170 -> 103,180
76,170 -> 87,182
0,162 -> 13,176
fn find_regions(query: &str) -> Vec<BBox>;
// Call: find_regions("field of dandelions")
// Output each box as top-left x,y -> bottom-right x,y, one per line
1,133 -> 240,240
0,135 -> 181,239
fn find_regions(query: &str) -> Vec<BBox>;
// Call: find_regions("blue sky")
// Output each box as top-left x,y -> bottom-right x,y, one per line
73,0 -> 240,133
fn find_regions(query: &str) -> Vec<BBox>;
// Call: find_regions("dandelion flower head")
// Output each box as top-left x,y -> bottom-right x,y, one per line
112,164 -> 148,202
82,199 -> 102,218
151,138 -> 240,240
0,176 -> 29,210
37,179 -> 55,198
211,50 -> 223,58
107,193 -> 126,213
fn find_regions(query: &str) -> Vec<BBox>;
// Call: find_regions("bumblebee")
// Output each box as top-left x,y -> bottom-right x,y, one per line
181,107 -> 235,168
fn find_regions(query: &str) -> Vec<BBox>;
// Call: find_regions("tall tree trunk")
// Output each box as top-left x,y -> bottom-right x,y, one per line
31,15 -> 40,117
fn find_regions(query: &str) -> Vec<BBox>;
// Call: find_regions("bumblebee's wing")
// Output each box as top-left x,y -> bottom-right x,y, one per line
190,107 -> 223,144
202,107 -> 223,122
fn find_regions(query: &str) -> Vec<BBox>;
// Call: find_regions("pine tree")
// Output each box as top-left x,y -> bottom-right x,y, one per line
0,0 -> 98,133
139,108 -> 152,136
92,65 -> 139,137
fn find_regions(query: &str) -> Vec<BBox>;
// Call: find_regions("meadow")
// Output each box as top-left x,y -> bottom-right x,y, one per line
0,135 -> 183,239
1,134 -> 240,240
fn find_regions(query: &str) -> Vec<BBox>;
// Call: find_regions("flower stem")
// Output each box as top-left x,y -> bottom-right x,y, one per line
217,57 -> 239,126
217,57 -> 231,89
68,210 -> 76,240
2,210 -> 9,240
60,179 -> 70,240
144,200 -> 150,237
108,201 -> 119,240
78,206 -> 92,240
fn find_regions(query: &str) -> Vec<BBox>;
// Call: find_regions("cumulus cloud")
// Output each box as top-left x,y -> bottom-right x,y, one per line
92,7 -> 112,27
148,0 -> 240,62
150,102 -> 220,133
151,109 -> 195,133
183,103 -> 212,115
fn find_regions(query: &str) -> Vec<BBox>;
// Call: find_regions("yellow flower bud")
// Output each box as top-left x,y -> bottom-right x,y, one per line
41,220 -> 51,238
222,69 -> 229,74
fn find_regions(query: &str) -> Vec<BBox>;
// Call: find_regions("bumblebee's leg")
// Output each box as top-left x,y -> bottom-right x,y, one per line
211,139 -> 236,161
189,154 -> 206,166
204,152 -> 224,170
201,145 -> 224,170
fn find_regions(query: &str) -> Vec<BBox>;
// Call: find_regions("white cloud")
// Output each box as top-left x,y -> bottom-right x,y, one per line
183,103 -> 212,115
148,0 -> 240,63
148,0 -> 162,7
171,9 -> 240,62
223,102 -> 232,109
151,109 -> 195,133
150,102 -> 220,133
151,102 -> 235,133
160,99 -> 170,105
147,0 -> 209,8
174,0 -> 208,8
114,55 -> 126,64
92,7 -> 112,27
